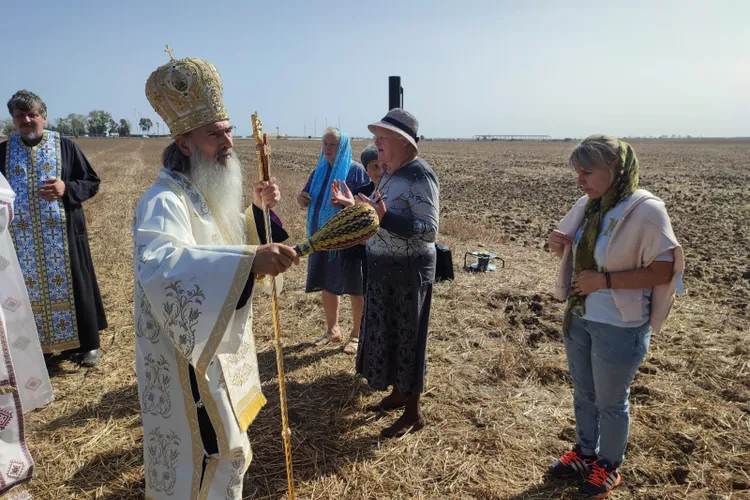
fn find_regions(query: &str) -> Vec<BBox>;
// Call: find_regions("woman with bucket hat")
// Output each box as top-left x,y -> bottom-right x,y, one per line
355,109 -> 440,438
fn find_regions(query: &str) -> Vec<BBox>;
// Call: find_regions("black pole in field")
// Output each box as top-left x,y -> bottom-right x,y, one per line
389,76 -> 403,110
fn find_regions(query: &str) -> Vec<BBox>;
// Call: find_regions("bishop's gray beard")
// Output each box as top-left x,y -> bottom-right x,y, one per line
187,145 -> 246,246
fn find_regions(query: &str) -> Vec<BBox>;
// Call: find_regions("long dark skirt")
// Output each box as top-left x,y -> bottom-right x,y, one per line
356,274 -> 433,396
305,249 -> 364,296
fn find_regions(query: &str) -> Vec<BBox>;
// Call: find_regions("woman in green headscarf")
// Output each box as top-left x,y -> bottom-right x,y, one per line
546,135 -> 684,499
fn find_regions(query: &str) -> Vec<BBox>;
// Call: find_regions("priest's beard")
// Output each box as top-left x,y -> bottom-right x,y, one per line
20,130 -> 42,142
187,144 -> 246,245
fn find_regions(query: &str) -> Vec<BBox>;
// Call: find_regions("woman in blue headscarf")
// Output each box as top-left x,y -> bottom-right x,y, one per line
297,128 -> 370,348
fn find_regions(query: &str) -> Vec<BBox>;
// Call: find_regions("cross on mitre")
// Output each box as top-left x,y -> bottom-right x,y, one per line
165,45 -> 175,60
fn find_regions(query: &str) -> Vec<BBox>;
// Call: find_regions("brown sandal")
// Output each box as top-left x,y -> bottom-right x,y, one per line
315,331 -> 341,346
343,337 -> 359,355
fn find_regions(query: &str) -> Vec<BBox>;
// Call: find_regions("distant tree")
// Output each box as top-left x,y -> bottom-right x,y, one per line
139,118 -> 153,134
1,119 -> 15,136
67,114 -> 88,136
87,110 -> 113,136
118,119 -> 131,137
54,117 -> 72,136
108,119 -> 119,134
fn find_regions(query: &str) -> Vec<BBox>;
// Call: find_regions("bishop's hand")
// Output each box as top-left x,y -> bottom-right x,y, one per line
253,178 -> 281,209
252,243 -> 299,277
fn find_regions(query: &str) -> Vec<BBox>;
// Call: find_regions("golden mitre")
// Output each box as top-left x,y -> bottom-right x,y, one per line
145,50 -> 229,137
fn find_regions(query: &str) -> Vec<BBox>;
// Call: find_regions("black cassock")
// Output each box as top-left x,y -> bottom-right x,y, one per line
0,137 -> 108,352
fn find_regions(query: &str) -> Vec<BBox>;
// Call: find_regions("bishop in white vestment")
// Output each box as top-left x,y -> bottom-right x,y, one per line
134,53 -> 298,499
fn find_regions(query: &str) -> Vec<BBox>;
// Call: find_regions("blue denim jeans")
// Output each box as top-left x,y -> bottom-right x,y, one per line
564,313 -> 651,465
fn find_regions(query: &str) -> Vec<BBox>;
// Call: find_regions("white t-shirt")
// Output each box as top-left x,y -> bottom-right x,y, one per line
573,196 -> 674,327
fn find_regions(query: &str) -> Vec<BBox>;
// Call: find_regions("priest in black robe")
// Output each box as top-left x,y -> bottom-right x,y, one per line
1,90 -> 107,366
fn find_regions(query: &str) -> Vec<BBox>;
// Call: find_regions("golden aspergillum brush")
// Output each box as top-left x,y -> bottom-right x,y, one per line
251,112 -> 379,500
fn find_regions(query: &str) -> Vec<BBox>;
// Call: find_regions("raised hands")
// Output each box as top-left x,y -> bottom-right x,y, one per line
330,180 -> 356,207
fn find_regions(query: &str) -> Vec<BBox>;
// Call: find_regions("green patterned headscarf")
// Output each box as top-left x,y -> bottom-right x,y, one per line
563,139 -> 640,335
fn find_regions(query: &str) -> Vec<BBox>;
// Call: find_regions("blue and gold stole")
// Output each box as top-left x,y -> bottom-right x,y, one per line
6,131 -> 79,352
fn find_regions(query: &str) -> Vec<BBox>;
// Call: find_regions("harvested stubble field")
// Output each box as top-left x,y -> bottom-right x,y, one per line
23,138 -> 750,499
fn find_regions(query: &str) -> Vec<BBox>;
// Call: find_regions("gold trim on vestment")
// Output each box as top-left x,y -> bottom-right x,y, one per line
237,387 -> 267,432
195,253 -> 254,376
244,205 -> 260,246
197,456 -> 219,500
195,366 -> 229,458
239,207 -> 268,431
56,132 -> 79,339
31,301 -> 77,313
175,348 -> 204,498
41,339 -> 80,354
191,259 -> 254,471
193,255 -> 254,460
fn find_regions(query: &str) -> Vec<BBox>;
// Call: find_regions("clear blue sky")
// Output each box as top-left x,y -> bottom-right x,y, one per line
4,0 -> 748,138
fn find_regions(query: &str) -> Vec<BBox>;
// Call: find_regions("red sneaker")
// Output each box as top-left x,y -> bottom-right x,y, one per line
548,445 -> 595,479
580,460 -> 622,498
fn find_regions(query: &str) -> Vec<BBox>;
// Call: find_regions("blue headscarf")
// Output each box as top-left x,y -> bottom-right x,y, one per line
306,130 -> 352,236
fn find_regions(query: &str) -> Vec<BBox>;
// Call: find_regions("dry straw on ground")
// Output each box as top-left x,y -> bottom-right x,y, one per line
21,138 -> 750,499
